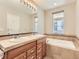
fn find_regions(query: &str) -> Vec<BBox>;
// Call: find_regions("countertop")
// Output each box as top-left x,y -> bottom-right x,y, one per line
0,34 -> 46,52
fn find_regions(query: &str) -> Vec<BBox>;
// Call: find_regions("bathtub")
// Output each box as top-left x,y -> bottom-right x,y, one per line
46,38 -> 79,59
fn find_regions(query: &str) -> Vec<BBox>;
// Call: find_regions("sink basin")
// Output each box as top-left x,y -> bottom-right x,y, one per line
0,38 -> 25,49
9,39 -> 20,43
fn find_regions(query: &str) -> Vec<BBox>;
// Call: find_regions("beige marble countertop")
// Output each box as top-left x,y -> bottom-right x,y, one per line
0,34 -> 46,52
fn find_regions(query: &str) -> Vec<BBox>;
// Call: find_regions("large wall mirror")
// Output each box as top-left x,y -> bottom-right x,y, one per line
0,0 -> 37,35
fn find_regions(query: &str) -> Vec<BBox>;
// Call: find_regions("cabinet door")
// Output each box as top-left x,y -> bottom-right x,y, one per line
27,53 -> 36,59
37,53 -> 42,59
43,43 -> 46,57
14,52 -> 26,59
37,38 -> 46,59
42,39 -> 46,57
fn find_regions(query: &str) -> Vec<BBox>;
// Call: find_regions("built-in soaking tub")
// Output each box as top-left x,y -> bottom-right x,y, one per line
46,38 -> 79,59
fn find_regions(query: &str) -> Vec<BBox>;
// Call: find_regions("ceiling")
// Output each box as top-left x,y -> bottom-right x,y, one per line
32,0 -> 76,10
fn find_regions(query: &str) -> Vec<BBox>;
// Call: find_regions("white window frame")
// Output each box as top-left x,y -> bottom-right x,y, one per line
33,16 -> 38,32
52,11 -> 64,34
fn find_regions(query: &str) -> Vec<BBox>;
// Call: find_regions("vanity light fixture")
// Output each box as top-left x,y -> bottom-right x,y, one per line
20,0 -> 37,13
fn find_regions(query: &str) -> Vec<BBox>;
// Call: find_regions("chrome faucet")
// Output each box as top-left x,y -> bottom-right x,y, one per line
12,35 -> 18,39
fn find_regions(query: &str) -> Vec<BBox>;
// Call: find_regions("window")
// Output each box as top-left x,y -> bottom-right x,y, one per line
33,17 -> 38,32
53,11 -> 64,34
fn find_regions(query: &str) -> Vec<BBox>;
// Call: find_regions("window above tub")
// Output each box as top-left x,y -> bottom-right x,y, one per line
52,11 -> 64,34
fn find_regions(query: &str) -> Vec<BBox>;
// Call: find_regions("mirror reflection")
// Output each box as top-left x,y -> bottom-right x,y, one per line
0,0 -> 37,35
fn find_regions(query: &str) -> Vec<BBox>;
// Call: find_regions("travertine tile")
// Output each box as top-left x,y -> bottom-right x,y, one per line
46,37 -> 79,59
46,44 -> 62,57
46,44 -> 53,57
53,54 -> 62,59
74,51 -> 79,59
44,56 -> 53,59
61,48 -> 75,59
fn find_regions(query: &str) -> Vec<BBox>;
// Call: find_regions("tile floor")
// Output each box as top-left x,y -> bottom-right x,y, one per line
44,56 -> 53,59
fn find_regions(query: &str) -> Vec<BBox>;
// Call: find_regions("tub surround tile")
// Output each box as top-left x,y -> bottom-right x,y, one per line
74,51 -> 79,59
74,39 -> 79,49
47,38 -> 76,50
44,56 -> 53,59
46,34 -> 79,59
46,34 -> 77,41
61,48 -> 75,59
46,35 -> 79,50
52,54 -> 62,59
46,38 -> 79,59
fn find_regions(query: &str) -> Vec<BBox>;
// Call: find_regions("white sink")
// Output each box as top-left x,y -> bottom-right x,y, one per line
0,37 -> 33,48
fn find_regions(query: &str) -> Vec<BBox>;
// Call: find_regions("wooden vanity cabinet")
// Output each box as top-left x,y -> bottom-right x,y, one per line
37,38 -> 46,59
14,52 -> 26,59
26,41 -> 37,59
26,41 -> 36,57
27,52 -> 36,59
4,38 -> 46,59
7,44 -> 27,59
6,41 -> 37,59
42,39 -> 46,57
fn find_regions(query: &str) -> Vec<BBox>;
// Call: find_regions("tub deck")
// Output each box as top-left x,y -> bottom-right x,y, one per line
46,38 -> 79,59
46,38 -> 76,50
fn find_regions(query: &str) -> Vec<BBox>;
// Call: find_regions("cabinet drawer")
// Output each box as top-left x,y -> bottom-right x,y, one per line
37,39 -> 43,44
8,45 -> 27,59
43,43 -> 46,57
27,53 -> 36,59
27,41 -> 36,50
37,38 -> 46,44
37,43 -> 42,50
14,52 -> 26,59
27,47 -> 36,56
37,48 -> 42,54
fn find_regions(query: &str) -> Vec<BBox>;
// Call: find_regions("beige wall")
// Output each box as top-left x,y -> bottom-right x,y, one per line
76,0 -> 79,38
45,3 -> 76,35
0,5 -> 33,35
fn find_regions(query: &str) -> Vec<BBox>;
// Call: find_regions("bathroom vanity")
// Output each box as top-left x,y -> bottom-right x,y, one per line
0,35 -> 46,59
